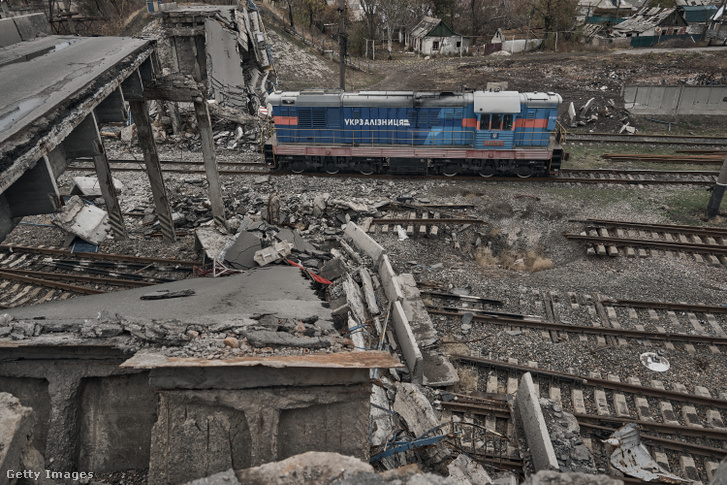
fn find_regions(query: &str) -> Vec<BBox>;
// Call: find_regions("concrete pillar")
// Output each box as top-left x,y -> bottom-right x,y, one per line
193,100 -> 227,230
62,0 -> 75,34
128,99 -> 176,241
88,112 -> 127,239
706,154 -> 727,220
45,374 -> 81,472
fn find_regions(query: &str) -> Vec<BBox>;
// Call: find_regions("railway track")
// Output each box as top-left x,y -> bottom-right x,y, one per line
68,159 -> 718,187
564,219 -> 727,265
0,245 -> 201,309
568,132 -> 727,147
426,286 -> 727,483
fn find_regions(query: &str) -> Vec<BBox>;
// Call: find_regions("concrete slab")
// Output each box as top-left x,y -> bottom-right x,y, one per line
225,231 -> 262,269
71,176 -> 124,197
0,18 -> 21,48
344,222 -> 384,264
52,195 -> 110,245
396,274 -> 458,387
378,255 -> 403,303
6,266 -> 333,325
517,372 -> 559,472
391,301 -> 423,383
275,228 -> 316,253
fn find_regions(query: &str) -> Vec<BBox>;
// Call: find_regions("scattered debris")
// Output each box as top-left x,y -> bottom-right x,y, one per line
604,423 -> 692,484
640,351 -> 670,372
51,195 -> 110,245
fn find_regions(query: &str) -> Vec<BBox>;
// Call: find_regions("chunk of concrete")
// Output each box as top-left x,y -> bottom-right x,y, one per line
344,222 -> 384,265
254,240 -> 293,266
517,372 -> 559,472
447,453 -> 493,484
319,256 -> 346,281
52,195 -> 110,245
71,176 -> 124,197
275,228 -> 316,253
224,231 -> 262,269
234,452 -> 373,484
183,469 -> 241,484
0,392 -> 50,485
392,382 -> 450,464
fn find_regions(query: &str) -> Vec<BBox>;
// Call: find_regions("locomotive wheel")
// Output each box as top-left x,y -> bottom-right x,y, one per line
358,163 -> 374,175
290,161 -> 306,174
515,166 -> 533,179
442,164 -> 458,177
479,163 -> 495,178
324,163 -> 339,175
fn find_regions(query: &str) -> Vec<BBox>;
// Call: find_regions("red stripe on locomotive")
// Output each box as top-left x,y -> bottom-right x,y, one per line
461,118 -> 477,128
274,116 -> 298,126
514,119 -> 548,128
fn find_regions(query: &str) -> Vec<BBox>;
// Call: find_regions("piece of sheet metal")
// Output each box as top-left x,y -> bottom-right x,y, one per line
640,352 -> 670,372
604,423 -> 692,484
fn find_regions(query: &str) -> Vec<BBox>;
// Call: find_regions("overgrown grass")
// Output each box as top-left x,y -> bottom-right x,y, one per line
564,142 -> 721,172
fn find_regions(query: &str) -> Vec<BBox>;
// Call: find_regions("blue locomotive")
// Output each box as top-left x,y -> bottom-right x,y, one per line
263,89 -> 566,178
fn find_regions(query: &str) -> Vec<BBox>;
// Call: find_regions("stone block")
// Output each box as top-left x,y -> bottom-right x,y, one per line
52,195 -> 110,245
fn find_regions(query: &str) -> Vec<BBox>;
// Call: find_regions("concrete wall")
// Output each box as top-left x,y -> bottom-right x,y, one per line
0,13 -> 49,47
0,376 -> 49,454
149,383 -> 371,485
624,85 -> 727,115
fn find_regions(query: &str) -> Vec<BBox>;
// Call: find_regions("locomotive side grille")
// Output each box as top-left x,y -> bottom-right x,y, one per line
298,109 -> 312,127
312,108 -> 327,128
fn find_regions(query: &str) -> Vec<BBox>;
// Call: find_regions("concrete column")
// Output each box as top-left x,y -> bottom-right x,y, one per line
193,100 -> 227,230
128,100 -> 176,241
89,113 -> 127,239
706,154 -> 727,220
46,374 -> 81,472
245,406 -> 280,466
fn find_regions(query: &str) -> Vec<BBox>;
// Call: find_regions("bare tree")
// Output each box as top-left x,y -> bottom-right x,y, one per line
378,0 -> 412,58
359,0 -> 380,56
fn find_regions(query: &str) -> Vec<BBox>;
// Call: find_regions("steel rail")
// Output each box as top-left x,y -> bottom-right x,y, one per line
574,413 -> 727,439
563,234 -> 727,255
601,299 -> 727,314
579,422 -> 727,458
561,168 -> 719,176
371,218 -> 487,225
452,355 -> 727,409
441,401 -> 511,419
552,176 -> 713,186
571,218 -> 727,237
0,268 -> 156,287
419,291 -> 503,306
429,309 -> 727,345
72,158 -> 266,167
0,270 -> 106,295
0,245 -> 202,267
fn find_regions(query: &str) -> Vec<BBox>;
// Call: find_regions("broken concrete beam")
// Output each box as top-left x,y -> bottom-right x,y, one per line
568,102 -> 576,125
253,240 -> 293,266
347,315 -> 366,350
344,222 -> 384,265
391,301 -> 423,383
392,382 -> 450,464
52,195 -> 110,245
359,268 -> 380,315
517,372 -> 559,472
378,255 -> 404,304
71,176 -> 124,197
370,384 -> 395,448
343,273 -> 367,326
580,97 -> 595,118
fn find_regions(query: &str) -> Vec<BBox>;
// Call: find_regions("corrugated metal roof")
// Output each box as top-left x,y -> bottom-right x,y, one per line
613,7 -> 681,33
409,16 -> 443,39
681,5 -> 718,22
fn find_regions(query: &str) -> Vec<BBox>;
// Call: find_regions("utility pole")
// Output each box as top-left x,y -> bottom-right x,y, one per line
706,154 -> 727,220
338,0 -> 347,90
